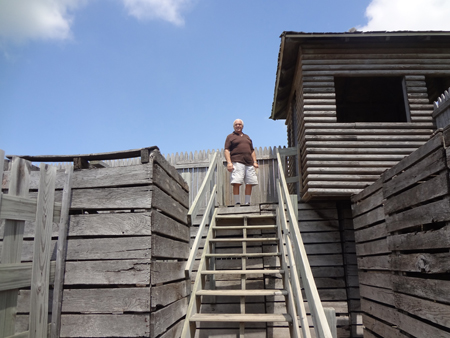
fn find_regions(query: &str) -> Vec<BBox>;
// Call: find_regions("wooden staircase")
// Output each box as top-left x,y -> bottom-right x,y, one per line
182,149 -> 335,338
183,206 -> 303,337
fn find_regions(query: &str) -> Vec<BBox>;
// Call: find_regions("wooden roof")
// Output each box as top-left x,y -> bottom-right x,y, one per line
270,31 -> 450,120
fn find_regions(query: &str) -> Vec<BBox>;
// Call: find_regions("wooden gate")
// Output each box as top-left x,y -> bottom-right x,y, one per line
0,150 -> 72,338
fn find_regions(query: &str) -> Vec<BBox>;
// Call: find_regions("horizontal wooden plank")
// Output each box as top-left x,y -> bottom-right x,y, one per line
386,197 -> 450,232
351,189 -> 384,217
355,222 -> 387,243
388,223 -> 450,251
71,163 -> 154,189
357,255 -> 390,270
0,194 -> 61,222
66,237 -> 151,260
392,275 -> 450,304
64,260 -> 150,285
153,163 -> 189,208
305,140 -> 426,148
304,122 -> 434,129
152,235 -> 189,259
151,210 -> 189,242
396,309 -> 450,338
59,314 -> 150,337
0,262 -> 55,292
7,146 -> 158,162
23,288 -> 150,313
360,284 -> 394,306
305,147 -> 417,155
383,147 -> 446,198
353,206 -> 385,230
151,297 -> 187,337
358,271 -> 392,289
363,314 -> 406,338
151,261 -> 186,285
361,298 -> 398,327
384,172 -> 449,215
395,292 -> 450,328
356,238 -> 389,257
302,69 -> 450,77
382,131 -> 443,181
70,186 -> 152,210
305,135 -> 429,142
151,149 -> 190,192
391,252 -> 450,274
69,212 -> 152,237
151,280 -> 188,309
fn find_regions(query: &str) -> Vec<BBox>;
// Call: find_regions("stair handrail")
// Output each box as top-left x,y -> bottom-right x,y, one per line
276,148 -> 334,338
185,151 -> 220,278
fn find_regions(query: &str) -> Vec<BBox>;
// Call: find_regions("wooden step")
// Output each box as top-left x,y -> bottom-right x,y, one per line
215,214 -> 276,219
201,269 -> 284,275
212,225 -> 277,230
209,238 -> 278,243
190,313 -> 292,323
205,252 -> 281,258
196,289 -> 288,296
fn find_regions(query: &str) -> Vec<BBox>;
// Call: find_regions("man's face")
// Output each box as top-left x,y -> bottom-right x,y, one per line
234,120 -> 243,133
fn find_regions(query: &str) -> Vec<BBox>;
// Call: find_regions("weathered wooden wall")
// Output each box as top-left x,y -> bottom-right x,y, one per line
284,39 -> 449,201
2,150 -> 190,338
351,127 -> 450,338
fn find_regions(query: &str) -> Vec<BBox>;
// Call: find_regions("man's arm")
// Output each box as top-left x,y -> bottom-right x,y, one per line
251,150 -> 259,168
224,149 -> 234,172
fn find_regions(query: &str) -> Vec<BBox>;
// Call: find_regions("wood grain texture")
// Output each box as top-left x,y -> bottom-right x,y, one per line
29,164 -> 57,338
59,314 -> 150,337
69,212 -> 152,236
151,297 -> 187,337
64,259 -> 150,285
61,288 -> 150,313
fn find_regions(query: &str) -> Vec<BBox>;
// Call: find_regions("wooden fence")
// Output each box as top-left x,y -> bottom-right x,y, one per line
165,146 -> 295,207
433,86 -> 450,128
351,127 -> 450,338
0,150 -> 72,338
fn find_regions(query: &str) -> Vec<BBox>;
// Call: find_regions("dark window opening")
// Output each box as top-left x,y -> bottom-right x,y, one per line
335,77 -> 408,122
425,76 -> 450,103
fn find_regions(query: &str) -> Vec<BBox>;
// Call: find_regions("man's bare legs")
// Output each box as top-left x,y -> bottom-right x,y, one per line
233,183 -> 254,205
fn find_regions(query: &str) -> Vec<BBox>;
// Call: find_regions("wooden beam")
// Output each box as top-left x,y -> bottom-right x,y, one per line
6,146 -> 159,162
50,167 -> 73,338
29,164 -> 57,338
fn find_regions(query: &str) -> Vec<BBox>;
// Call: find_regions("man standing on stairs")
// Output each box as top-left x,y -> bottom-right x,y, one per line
224,118 -> 259,206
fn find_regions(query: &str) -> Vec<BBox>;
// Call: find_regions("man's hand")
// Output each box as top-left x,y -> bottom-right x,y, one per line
227,162 -> 234,172
253,162 -> 259,169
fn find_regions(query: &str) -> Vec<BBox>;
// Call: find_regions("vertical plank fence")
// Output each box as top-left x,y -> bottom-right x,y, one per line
0,152 -> 66,338
165,146 -> 294,207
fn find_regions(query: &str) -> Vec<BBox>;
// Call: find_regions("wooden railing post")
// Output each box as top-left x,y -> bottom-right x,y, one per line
276,148 -> 334,338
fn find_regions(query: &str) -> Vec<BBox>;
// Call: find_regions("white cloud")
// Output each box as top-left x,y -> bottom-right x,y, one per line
359,0 -> 450,31
0,0 -> 86,43
0,0 -> 191,45
122,0 -> 192,26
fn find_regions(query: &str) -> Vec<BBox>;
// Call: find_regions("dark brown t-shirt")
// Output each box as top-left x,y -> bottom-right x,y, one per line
225,131 -> 254,166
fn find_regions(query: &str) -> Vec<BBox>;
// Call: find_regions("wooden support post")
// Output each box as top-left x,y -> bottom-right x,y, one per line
51,166 -> 74,338
141,148 -> 150,164
324,307 -> 337,338
73,157 -> 89,170
29,164 -> 57,338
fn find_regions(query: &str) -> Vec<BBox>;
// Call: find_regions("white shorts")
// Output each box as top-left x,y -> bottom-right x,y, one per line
230,162 -> 258,185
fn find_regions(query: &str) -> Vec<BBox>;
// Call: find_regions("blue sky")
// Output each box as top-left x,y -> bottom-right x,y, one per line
1,0 -> 450,158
